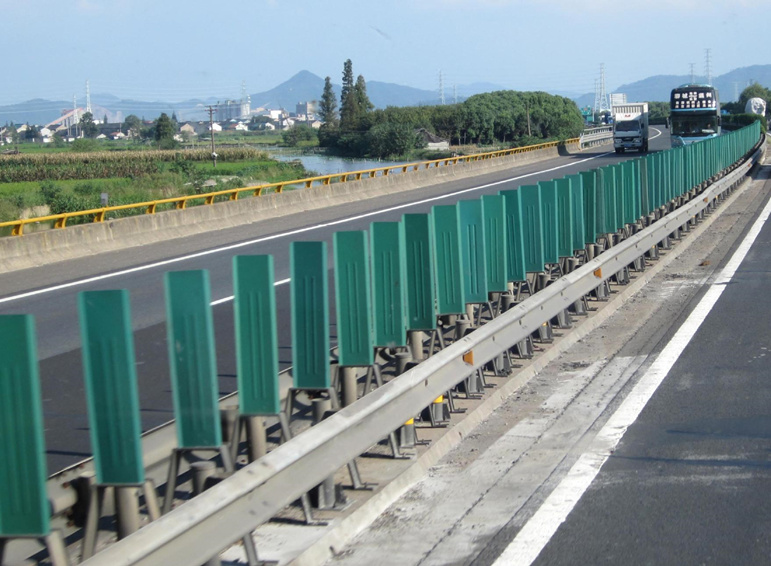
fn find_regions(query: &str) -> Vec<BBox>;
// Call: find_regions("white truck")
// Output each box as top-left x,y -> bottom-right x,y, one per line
612,102 -> 649,153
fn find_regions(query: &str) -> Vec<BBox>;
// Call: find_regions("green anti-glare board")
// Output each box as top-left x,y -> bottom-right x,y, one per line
566,174 -> 586,252
402,214 -> 437,331
482,194 -> 508,292
165,270 -> 222,448
79,290 -> 144,485
519,184 -> 545,273
0,315 -> 49,537
500,189 -> 527,283
580,170 -> 598,244
432,205 -> 466,315
555,177 -> 574,258
613,163 -> 626,229
539,180 -> 559,264
291,241 -> 331,389
233,255 -> 281,416
370,222 -> 407,348
458,199 -> 488,304
334,231 -> 374,367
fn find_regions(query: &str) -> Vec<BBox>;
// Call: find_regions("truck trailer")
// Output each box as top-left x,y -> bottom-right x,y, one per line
612,102 -> 649,153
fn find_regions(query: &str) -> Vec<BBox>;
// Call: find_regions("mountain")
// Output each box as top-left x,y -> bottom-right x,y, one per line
574,65 -> 771,106
4,66 -> 771,126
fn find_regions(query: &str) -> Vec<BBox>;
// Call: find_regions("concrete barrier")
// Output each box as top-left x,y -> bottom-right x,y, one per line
0,142 -> 582,273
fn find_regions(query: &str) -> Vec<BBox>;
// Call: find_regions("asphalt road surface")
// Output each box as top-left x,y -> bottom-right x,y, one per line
0,131 -> 670,473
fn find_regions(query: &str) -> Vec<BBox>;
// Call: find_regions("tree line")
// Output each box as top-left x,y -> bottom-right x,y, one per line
315,60 -> 585,159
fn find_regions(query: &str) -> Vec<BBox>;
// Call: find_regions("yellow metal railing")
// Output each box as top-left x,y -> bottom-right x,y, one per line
0,138 -> 578,236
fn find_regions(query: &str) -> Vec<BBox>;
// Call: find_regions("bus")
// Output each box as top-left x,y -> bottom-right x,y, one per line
669,84 -> 721,147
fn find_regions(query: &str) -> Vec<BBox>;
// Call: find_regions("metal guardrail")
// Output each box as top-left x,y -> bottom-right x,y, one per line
579,126 -> 613,147
81,142 -> 764,566
0,138 -> 578,236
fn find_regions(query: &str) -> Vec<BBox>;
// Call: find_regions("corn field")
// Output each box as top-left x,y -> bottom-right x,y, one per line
0,148 -> 266,183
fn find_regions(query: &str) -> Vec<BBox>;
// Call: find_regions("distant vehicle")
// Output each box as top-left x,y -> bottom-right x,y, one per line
612,102 -> 649,153
670,84 -> 721,147
744,97 -> 767,117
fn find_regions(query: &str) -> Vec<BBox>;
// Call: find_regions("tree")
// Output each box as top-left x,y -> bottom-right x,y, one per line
739,83 -> 771,112
103,114 -> 108,125
25,124 -> 40,142
319,76 -> 338,127
79,112 -> 99,138
124,114 -> 142,138
339,59 -> 357,131
354,75 -> 374,116
366,122 -> 422,158
282,124 -> 318,147
154,112 -> 177,148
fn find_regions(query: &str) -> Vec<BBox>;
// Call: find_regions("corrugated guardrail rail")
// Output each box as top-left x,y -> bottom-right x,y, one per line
0,138 -> 578,236
0,123 -> 762,565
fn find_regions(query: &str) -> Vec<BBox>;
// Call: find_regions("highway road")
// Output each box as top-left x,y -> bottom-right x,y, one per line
0,131 -> 668,474
321,136 -> 771,566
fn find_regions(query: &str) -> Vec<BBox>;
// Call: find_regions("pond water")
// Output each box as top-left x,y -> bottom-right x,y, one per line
269,150 -> 406,177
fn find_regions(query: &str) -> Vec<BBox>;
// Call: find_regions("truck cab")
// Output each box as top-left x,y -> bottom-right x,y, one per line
612,103 -> 650,153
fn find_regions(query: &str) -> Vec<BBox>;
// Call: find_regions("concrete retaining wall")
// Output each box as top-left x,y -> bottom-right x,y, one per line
0,142 -> 582,272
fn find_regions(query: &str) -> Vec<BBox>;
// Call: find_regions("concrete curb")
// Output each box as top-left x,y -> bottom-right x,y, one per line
0,143 -> 583,273
287,167 -> 760,566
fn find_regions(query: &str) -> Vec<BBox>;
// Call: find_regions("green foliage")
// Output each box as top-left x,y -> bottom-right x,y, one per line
70,138 -> 100,152
0,148 -> 265,183
79,112 -> 99,138
340,59 -> 356,131
366,123 -> 423,158
322,82 -> 584,158
40,181 -> 63,205
723,113 -> 767,133
739,83 -> 771,109
319,76 -> 338,127
282,124 -> 318,147
124,115 -> 143,138
155,113 -> 177,146
648,101 -> 670,123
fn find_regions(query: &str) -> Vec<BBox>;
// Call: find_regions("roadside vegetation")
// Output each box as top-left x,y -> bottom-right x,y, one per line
313,59 -> 585,160
0,147 -> 309,224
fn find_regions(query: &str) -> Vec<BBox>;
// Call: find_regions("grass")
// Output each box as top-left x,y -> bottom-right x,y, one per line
0,155 -> 311,223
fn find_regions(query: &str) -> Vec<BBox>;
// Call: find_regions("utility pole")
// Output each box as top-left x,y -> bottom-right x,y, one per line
206,105 -> 217,168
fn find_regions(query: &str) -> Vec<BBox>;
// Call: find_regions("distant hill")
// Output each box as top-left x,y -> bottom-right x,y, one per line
573,64 -> 771,106
4,66 -> 770,126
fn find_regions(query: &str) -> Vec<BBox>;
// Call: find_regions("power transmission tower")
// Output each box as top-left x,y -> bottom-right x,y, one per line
438,70 -> 445,105
453,84 -> 458,105
689,63 -> 695,84
85,79 -> 92,114
704,48 -> 712,85
594,65 -> 610,115
205,105 -> 217,168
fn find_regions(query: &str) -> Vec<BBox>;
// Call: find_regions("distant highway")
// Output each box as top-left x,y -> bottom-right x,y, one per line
0,132 -> 671,473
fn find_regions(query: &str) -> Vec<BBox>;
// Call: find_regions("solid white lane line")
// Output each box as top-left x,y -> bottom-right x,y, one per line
493,186 -> 771,566
209,278 -> 290,306
0,153 -> 610,306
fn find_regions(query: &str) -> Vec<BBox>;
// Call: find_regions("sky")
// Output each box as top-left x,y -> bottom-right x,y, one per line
2,0 -> 769,106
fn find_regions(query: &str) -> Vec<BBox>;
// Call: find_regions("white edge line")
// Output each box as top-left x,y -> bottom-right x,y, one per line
493,184 -> 771,566
0,153 -> 610,306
